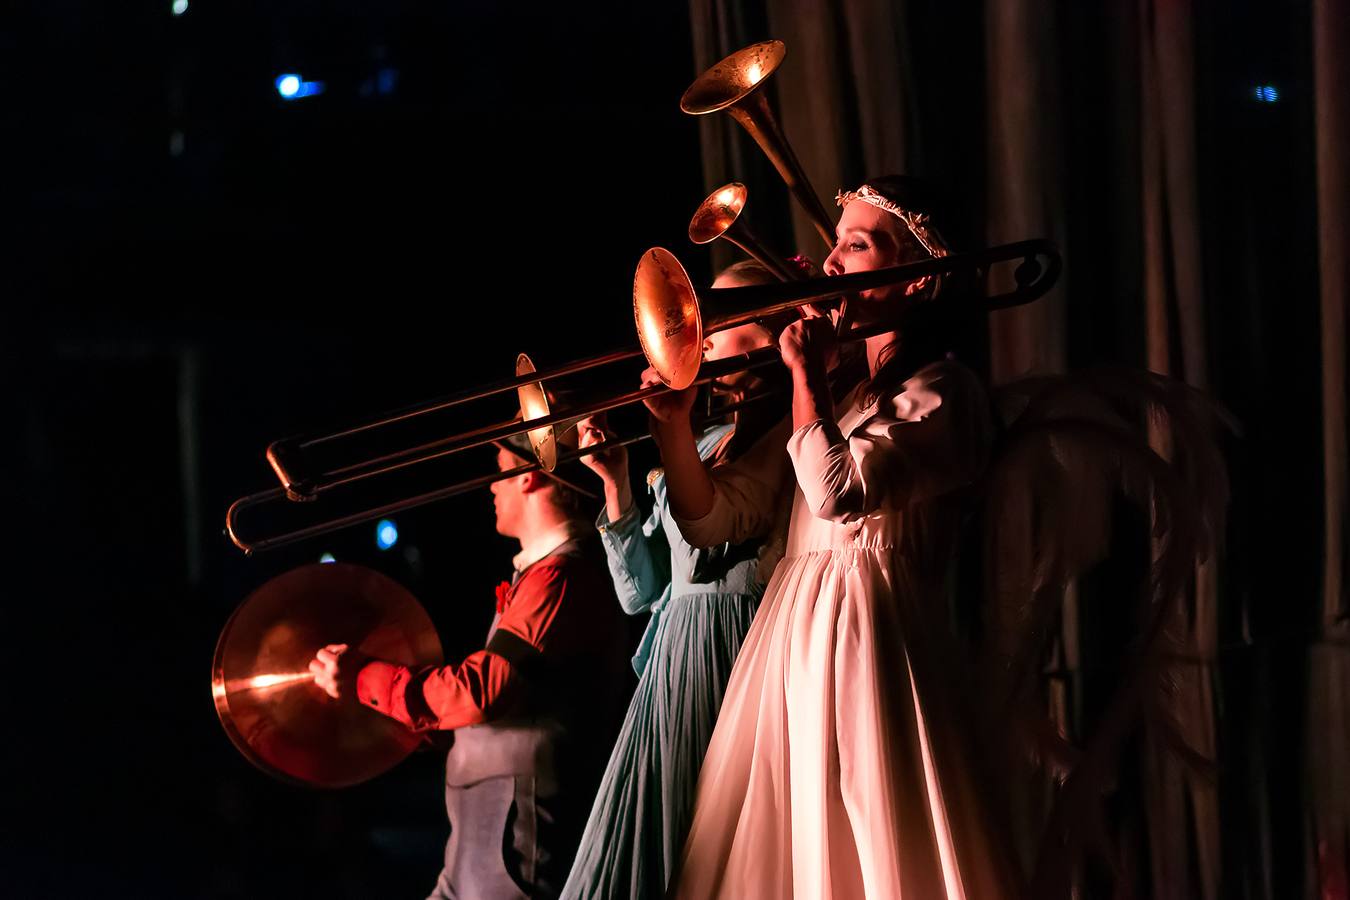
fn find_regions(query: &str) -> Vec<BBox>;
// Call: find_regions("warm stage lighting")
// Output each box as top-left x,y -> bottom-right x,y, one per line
212,671 -> 315,700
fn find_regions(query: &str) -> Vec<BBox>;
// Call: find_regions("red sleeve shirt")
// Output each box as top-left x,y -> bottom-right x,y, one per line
354,559 -> 575,732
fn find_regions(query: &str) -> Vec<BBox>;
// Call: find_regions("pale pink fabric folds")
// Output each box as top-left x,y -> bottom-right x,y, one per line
669,360 -> 1017,899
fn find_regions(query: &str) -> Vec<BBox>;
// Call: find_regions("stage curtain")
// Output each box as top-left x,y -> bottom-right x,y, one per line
1309,0 -> 1350,896
686,0 -> 1338,895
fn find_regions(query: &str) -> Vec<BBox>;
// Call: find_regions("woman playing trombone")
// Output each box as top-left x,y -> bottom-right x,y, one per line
662,177 -> 1018,899
560,259 -> 796,899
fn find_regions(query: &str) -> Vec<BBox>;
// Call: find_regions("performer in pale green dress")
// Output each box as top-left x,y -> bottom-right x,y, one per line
560,260 -> 793,899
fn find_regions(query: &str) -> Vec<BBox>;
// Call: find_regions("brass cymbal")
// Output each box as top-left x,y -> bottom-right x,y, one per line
211,563 -> 443,788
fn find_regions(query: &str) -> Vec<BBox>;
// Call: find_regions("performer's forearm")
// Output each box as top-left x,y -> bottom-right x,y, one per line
356,651 -> 513,731
602,475 -> 634,525
652,417 -> 715,521
791,360 -> 834,432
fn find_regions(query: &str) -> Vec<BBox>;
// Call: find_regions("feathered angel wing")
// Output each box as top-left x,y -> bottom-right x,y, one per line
975,367 -> 1233,894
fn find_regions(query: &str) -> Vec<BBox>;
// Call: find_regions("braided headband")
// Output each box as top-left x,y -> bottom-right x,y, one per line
835,185 -> 950,259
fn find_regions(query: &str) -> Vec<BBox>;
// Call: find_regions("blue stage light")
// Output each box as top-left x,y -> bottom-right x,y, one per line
276,75 -> 302,98
172,0 -> 188,15
319,552 -> 337,564
1253,84 -> 1280,103
376,519 -> 399,551
275,74 -> 326,101
274,75 -> 326,101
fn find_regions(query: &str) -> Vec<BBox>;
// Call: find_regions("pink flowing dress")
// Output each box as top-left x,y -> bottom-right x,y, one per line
669,359 -> 1016,899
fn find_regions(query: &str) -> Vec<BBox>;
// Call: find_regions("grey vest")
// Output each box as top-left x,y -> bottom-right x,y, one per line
429,535 -> 626,900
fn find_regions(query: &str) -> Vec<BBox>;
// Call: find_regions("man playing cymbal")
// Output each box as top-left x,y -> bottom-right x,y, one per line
312,427 -> 631,900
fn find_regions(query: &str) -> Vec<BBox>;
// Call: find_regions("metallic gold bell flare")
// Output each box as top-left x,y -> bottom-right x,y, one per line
681,40 -> 835,247
688,182 -> 749,245
680,40 -> 786,116
516,353 -> 560,472
634,248 -> 705,391
688,182 -> 798,283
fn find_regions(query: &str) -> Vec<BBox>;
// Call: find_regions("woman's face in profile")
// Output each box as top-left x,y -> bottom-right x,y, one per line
704,270 -> 776,393
823,200 -> 928,308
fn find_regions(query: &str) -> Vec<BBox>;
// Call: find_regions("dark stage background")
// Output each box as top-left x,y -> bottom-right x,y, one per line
6,1 -> 1346,898
8,2 -> 703,897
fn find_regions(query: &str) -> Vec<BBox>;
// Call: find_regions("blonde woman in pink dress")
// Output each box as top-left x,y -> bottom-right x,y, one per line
650,177 -> 1019,899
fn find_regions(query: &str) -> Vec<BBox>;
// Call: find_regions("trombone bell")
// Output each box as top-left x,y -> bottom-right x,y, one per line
688,182 -> 749,245
680,40 -> 785,115
633,248 -> 704,390
689,182 -> 799,283
516,353 -> 560,472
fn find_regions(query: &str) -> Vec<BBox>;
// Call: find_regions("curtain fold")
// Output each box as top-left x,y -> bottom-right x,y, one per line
983,0 -> 1066,381
1309,0 -> 1349,895
1312,0 -> 1347,629
1137,2 -> 1221,898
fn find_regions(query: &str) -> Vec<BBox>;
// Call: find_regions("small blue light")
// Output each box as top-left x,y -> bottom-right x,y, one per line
376,519 -> 399,551
1253,84 -> 1280,103
319,552 -> 337,564
376,67 -> 399,95
172,0 -> 188,14
276,74 -> 326,101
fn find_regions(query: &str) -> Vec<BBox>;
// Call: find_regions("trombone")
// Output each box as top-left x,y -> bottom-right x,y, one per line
224,239 -> 1059,553
225,347 -> 783,555
634,240 -> 1058,390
